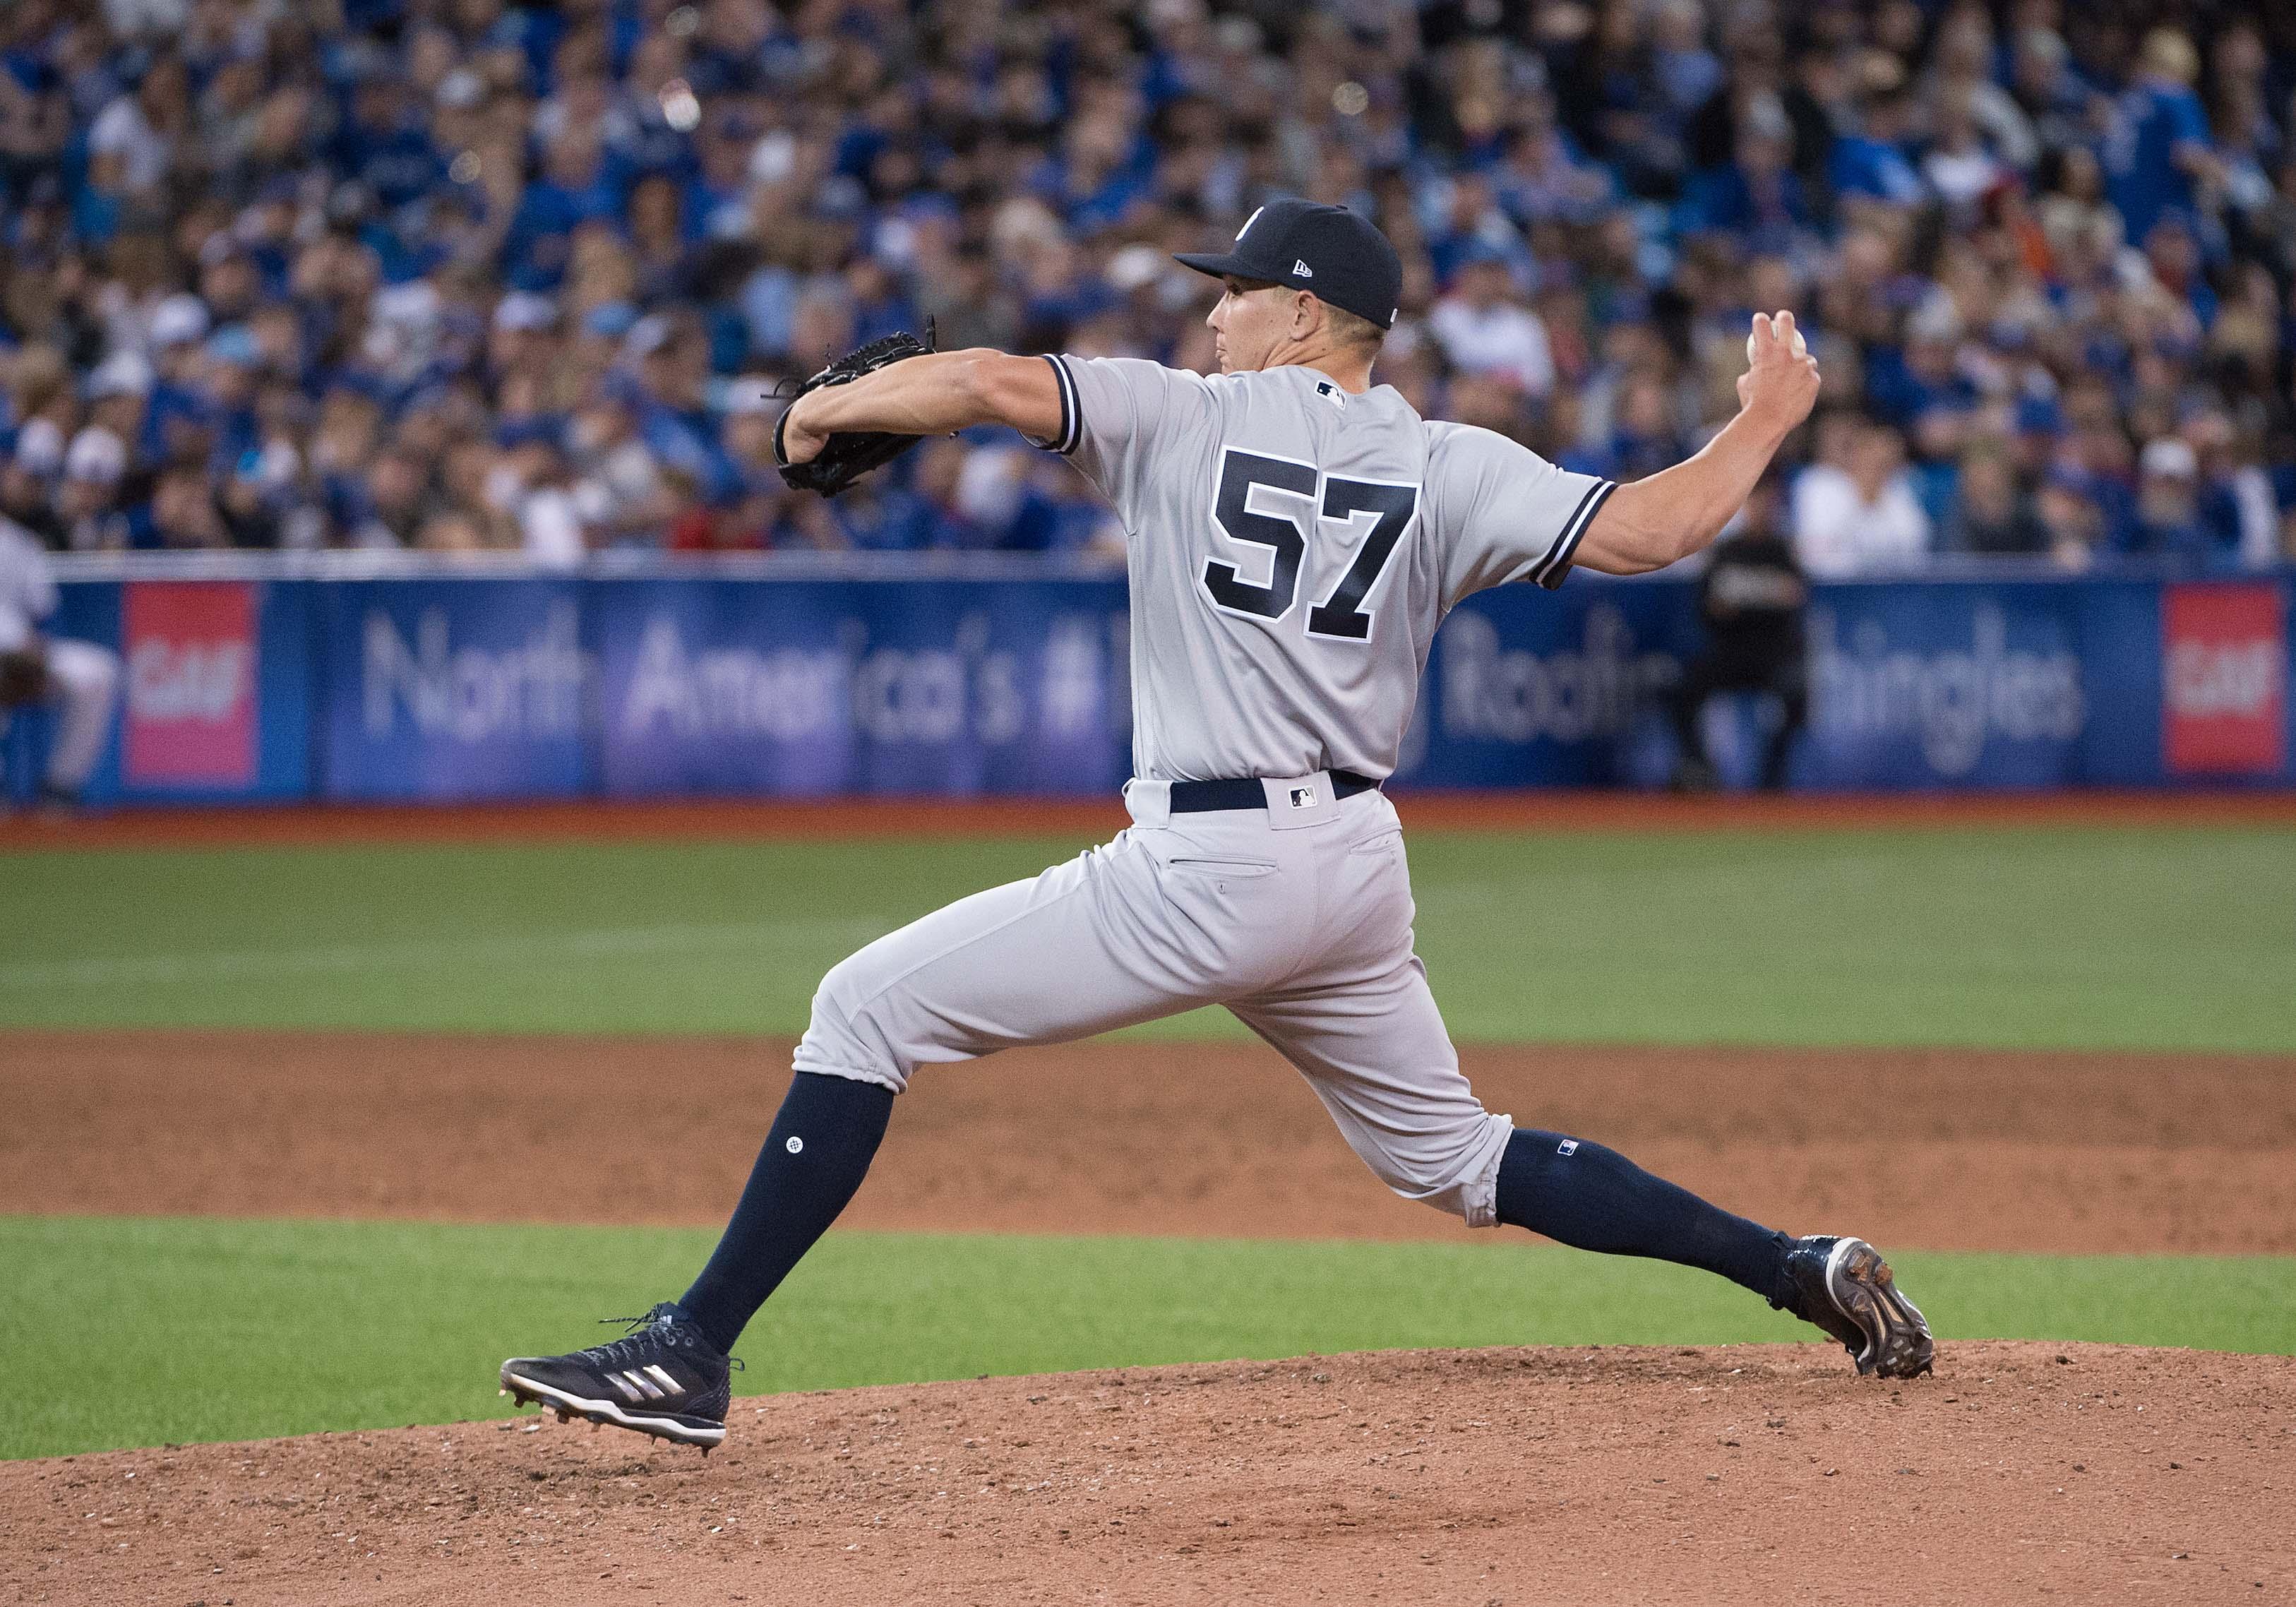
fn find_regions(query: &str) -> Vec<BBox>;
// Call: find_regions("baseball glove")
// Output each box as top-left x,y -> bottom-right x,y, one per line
773,319 -> 938,498
0,646 -> 50,707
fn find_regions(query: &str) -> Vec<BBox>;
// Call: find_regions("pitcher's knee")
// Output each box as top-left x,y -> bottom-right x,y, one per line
1357,1111 -> 1514,1229
791,950 -> 914,1094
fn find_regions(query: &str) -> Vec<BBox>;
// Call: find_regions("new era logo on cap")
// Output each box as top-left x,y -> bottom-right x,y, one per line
1293,259 -> 1313,278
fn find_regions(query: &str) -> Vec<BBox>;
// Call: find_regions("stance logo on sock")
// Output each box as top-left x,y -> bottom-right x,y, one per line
785,1135 -> 804,1154
1557,1139 -> 1579,1156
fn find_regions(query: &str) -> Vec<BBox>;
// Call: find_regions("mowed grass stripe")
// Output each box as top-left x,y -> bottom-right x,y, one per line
9,1214 -> 2292,1460
2,825 -> 2290,1050
0,917 -> 886,990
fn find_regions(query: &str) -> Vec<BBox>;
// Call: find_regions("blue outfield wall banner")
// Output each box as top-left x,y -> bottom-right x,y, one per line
39,564 -> 2296,804
37,576 -> 312,805
317,576 -> 592,801
1799,580 -> 2098,790
1404,579 -> 1706,788
1409,573 -> 2290,791
592,576 -> 1133,796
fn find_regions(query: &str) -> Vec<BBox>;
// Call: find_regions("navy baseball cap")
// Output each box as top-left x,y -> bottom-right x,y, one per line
1174,197 -> 1404,330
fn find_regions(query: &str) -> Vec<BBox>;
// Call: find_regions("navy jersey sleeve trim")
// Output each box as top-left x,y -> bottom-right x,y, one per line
1036,353 -> 1081,455
1531,479 -> 1615,590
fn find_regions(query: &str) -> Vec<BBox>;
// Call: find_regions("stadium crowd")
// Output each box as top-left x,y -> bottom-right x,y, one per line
1,0 -> 2294,572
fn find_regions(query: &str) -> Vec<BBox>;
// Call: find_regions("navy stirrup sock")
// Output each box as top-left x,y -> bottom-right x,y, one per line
1494,1128 -> 1790,1304
679,1071 -> 895,1355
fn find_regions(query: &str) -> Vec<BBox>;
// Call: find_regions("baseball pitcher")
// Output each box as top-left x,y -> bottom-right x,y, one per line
502,198 -> 1932,1449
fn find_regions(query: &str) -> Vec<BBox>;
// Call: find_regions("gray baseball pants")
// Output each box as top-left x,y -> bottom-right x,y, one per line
791,772 -> 1515,1226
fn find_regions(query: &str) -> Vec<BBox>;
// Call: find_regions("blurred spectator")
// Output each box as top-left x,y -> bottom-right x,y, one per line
1947,450 -> 2047,556
0,0 -> 2280,568
1790,414 -> 1932,575
2102,29 -> 2218,252
1670,477 -> 1807,792
0,512 -> 118,811
2127,437 -> 2214,563
2035,467 -> 2107,570
570,399 -> 676,548
1428,252 -> 1553,398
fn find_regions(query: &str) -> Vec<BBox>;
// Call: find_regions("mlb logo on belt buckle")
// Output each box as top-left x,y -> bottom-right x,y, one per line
1288,784 -> 1318,809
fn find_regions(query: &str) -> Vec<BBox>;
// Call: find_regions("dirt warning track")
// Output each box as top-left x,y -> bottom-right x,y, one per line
5,1342 -> 2290,1606
8,1029 -> 2295,1254
5,787 -> 2293,852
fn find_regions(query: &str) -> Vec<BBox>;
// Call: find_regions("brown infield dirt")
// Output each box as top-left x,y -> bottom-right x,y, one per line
8,1016 -> 2296,1601
6,1343 -> 2294,1606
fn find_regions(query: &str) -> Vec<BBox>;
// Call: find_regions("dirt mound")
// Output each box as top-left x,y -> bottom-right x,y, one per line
10,1031 -> 2296,1253
6,1341 -> 2288,1606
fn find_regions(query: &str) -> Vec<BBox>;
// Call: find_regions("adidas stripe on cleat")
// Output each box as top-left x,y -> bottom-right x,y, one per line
499,1302 -> 735,1449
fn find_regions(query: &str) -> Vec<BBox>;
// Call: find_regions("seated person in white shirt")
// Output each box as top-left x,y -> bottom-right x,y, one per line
1426,251 -> 1556,399
1789,413 -> 1933,575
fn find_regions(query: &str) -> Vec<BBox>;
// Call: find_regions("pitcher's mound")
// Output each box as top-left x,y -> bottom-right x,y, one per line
8,1340 -> 2290,1606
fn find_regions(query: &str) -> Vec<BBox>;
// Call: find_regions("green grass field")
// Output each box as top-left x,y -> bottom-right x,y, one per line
6,820 -> 2293,1459
16,1214 -> 2296,1461
4,824 -> 2292,1049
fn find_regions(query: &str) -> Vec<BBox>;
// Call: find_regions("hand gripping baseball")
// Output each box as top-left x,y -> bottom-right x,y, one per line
1736,310 -> 1821,433
773,318 -> 939,498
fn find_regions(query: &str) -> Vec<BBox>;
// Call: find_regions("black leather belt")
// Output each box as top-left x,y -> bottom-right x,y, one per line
1167,770 -> 1382,813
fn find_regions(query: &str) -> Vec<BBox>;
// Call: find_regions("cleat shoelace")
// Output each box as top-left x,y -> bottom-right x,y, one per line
571,1306 -> 741,1373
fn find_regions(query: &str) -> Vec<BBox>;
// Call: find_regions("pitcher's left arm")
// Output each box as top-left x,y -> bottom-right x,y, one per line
778,350 -> 1065,465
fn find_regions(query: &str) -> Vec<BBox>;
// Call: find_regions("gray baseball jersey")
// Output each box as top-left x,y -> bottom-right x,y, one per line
1039,357 -> 1617,782
790,358 -> 1615,1231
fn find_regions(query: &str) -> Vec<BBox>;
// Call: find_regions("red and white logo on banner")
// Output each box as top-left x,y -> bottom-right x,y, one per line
122,581 -> 257,786
2162,583 -> 2285,776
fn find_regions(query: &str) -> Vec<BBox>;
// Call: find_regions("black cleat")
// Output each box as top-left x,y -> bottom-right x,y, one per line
500,1303 -> 734,1448
1778,1236 -> 1935,1379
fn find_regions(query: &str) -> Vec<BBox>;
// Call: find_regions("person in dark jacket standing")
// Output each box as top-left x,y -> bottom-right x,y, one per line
1671,474 -> 1808,790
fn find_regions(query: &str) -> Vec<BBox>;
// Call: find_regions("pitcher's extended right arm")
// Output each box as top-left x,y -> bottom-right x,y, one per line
1572,311 -> 1822,576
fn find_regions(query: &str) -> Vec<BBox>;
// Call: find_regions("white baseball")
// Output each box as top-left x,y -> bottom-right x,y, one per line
1749,321 -> 1808,363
